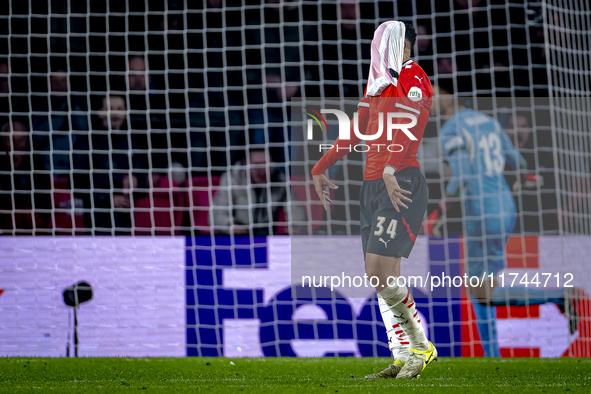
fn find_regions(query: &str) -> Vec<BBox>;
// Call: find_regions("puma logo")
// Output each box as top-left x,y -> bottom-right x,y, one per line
393,313 -> 405,319
414,75 -> 424,83
379,238 -> 391,248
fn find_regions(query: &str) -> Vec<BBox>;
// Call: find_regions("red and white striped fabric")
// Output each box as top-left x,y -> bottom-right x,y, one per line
365,21 -> 406,97
393,323 -> 409,346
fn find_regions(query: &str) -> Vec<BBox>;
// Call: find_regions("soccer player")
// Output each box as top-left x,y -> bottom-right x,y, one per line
312,21 -> 437,379
429,89 -> 579,357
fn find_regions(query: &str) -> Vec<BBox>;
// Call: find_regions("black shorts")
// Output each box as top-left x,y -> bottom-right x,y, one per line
360,167 -> 428,259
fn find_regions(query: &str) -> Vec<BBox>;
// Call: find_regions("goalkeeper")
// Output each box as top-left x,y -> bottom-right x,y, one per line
312,21 -> 437,379
429,91 -> 578,357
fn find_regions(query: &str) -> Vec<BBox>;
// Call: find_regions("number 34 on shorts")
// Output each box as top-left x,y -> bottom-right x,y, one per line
374,216 -> 398,239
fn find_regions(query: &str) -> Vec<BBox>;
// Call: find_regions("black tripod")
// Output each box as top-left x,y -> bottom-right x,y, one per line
63,281 -> 93,357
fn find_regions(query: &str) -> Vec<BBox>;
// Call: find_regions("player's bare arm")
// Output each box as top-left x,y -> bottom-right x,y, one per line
311,104 -> 369,210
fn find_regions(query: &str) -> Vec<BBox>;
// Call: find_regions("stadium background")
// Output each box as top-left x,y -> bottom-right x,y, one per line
0,0 -> 589,358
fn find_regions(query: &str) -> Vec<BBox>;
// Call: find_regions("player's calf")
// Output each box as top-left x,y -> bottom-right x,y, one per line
377,275 -> 430,352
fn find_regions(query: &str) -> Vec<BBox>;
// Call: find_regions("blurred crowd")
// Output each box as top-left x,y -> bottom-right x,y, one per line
0,0 -> 558,235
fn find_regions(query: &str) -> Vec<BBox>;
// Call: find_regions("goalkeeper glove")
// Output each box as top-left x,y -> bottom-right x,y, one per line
512,174 -> 544,191
426,201 -> 446,238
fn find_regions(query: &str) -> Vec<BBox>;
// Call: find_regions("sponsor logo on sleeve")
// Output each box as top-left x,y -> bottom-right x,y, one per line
408,86 -> 423,102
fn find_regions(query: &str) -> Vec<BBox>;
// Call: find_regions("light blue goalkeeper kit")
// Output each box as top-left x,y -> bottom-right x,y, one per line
440,109 -> 565,357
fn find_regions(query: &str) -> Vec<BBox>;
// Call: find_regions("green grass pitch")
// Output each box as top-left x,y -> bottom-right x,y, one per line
1,357 -> 589,393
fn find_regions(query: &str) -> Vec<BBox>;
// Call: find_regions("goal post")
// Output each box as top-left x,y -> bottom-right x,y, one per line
543,0 -> 591,235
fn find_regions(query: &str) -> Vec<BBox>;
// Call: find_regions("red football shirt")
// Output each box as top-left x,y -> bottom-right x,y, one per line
312,59 -> 433,180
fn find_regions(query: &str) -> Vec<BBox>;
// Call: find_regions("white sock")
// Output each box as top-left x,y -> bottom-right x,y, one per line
378,281 -> 429,351
378,294 -> 410,363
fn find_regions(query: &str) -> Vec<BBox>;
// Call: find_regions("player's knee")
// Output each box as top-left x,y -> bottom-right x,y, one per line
365,268 -> 386,289
365,254 -> 399,283
365,253 -> 387,277
364,265 -> 380,282
365,265 -> 387,287
364,253 -> 380,276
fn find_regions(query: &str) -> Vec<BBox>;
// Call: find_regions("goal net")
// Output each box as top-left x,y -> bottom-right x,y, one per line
540,0 -> 591,357
0,0 -> 589,358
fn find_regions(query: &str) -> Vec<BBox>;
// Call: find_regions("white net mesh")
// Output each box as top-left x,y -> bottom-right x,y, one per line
544,0 -> 591,235
0,0 -> 589,358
